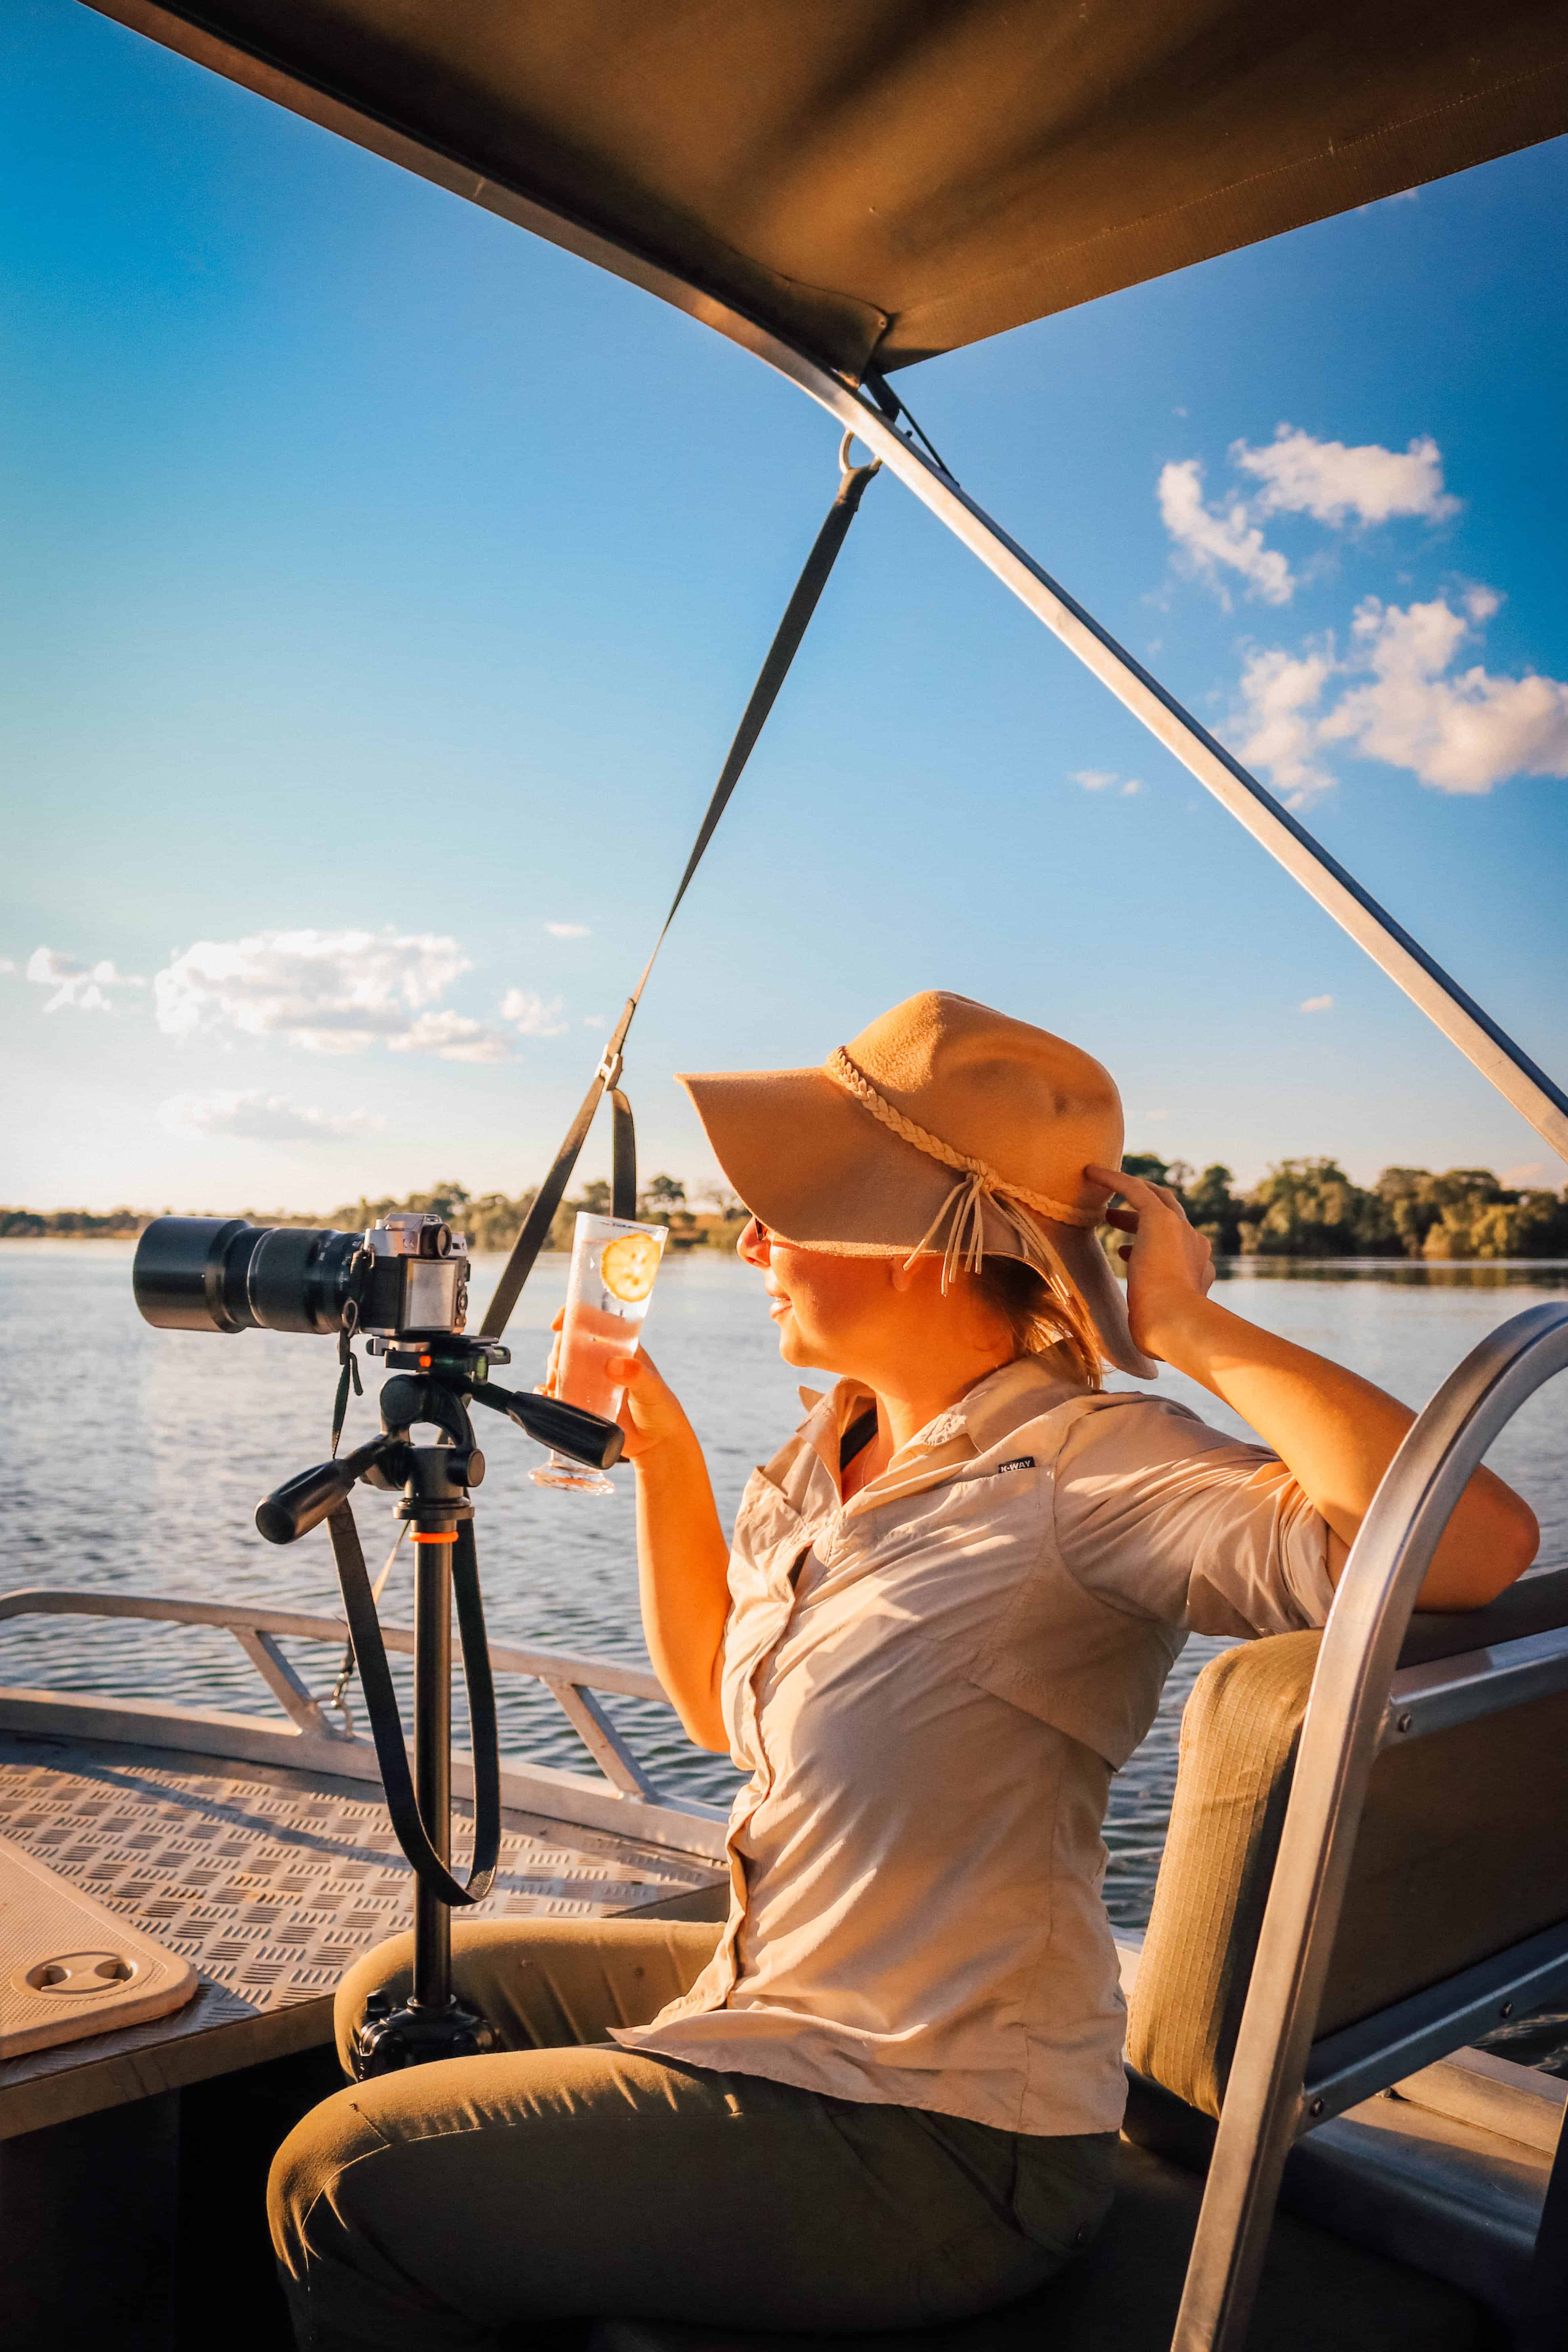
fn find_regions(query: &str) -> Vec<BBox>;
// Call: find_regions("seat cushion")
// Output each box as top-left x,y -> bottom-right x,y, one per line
1126,1631 -> 1568,2116
585,2139 -> 1485,2352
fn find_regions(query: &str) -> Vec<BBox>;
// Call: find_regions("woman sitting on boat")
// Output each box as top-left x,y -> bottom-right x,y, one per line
270,990 -> 1538,2352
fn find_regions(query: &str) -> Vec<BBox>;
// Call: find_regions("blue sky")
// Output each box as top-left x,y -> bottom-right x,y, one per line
4,0 -> 1567,1213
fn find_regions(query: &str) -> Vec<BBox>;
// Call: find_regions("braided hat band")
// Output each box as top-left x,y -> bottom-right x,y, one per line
825,1046 -> 1103,1297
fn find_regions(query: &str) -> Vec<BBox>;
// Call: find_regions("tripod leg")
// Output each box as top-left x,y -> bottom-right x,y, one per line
412,1530 -> 453,2013
348,1451 -> 499,2076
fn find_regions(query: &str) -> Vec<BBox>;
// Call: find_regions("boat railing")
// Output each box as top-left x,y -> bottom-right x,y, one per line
1173,1299 -> 1568,2352
0,1586 -> 728,1863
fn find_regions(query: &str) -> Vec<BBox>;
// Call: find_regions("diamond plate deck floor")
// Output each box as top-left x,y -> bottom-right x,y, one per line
0,1729 -> 725,2137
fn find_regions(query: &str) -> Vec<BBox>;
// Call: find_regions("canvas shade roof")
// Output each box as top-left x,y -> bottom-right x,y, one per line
90,0 -> 1568,379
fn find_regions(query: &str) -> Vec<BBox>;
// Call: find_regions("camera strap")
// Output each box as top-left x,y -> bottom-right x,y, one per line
326,1501 -> 501,1906
480,440 -> 880,1340
329,1244 -> 373,1457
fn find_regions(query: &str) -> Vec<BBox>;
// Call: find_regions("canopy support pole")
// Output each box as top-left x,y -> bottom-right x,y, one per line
761,363 -> 1568,1166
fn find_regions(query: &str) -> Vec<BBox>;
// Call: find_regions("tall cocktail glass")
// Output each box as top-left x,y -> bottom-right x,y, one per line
530,1213 -> 667,1493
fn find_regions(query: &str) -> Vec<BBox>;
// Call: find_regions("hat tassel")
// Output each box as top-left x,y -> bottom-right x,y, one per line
903,1166 -> 1068,1295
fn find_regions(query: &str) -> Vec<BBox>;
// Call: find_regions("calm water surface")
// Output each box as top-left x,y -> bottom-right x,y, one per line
2,1245 -> 1564,1935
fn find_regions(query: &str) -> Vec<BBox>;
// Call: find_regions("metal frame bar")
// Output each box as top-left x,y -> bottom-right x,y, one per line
0,1586 -> 666,1700
0,1586 -> 722,1857
540,1676 -> 660,1802
74,0 -> 1568,1164
231,1626 -> 342,1741
1301,1921 -> 1568,2126
1171,1300 -> 1568,2352
1382,1621 -> 1568,1746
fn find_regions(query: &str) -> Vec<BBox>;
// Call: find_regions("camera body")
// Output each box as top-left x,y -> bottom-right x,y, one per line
133,1211 -> 470,1342
357,1213 -> 470,1340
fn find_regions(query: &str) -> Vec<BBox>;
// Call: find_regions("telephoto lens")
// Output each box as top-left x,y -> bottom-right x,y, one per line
133,1217 -> 362,1335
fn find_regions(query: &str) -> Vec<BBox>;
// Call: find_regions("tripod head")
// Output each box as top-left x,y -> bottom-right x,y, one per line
253,1336 -> 623,1545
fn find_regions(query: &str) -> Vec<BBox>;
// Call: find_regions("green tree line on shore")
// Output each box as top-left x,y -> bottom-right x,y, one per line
322,1176 -> 748,1254
4,1162 -> 1566,1260
1122,1156 -> 1568,1260
0,1176 -> 748,1251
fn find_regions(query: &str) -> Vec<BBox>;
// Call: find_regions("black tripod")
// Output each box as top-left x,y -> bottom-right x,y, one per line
255,1334 -> 622,2075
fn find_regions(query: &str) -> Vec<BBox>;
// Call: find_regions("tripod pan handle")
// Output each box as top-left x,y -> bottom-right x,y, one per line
256,1434 -> 394,1545
471,1381 -> 624,1469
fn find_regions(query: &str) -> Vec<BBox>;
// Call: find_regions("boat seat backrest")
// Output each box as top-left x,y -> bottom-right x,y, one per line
1126,1571 -> 1568,2118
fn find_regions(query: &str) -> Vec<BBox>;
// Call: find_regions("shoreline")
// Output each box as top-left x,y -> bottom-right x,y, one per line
5,1235 -> 1566,1277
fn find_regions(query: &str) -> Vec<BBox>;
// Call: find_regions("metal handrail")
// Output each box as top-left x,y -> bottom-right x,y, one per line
1172,1299 -> 1568,2352
0,1585 -> 671,1802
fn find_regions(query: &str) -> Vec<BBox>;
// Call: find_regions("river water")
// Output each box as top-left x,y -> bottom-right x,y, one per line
2,1244 -> 1564,1939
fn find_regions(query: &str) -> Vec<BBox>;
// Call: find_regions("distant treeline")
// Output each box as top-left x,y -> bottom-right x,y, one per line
1125,1156 -> 1568,1261
0,1176 -> 749,1253
0,1206 -> 149,1238
5,1162 -> 1567,1260
323,1177 -> 749,1255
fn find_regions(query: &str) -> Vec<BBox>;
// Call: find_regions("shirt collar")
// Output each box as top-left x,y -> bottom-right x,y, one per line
791,1355 -> 1086,1498
945,1353 -> 1088,1451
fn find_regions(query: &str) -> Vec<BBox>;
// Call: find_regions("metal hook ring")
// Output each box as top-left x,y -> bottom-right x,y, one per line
838,429 -> 882,481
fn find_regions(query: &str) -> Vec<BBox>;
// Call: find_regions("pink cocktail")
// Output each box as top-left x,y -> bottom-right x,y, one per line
556,1299 -> 633,1424
531,1213 -> 667,1493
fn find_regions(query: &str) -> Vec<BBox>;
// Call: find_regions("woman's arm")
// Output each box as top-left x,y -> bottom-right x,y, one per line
1087,1168 -> 1539,1610
544,1320 -> 732,1747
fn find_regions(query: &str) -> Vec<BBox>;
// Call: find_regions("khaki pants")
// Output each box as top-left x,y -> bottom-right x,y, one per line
269,1918 -> 1117,2351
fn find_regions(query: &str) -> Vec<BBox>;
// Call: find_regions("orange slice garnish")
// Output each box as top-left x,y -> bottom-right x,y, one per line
600,1232 -> 660,1303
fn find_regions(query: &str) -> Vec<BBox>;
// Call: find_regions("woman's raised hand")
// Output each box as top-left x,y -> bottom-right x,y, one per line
540,1311 -> 695,1463
1084,1165 -> 1215,1363
541,1316 -> 730,1746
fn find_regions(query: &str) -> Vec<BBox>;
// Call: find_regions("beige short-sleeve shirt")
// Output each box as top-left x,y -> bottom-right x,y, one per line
613,1354 -> 1332,2137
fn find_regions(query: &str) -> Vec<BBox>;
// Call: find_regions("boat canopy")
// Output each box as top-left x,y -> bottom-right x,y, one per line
88,0 -> 1568,382
84,0 -> 1568,1162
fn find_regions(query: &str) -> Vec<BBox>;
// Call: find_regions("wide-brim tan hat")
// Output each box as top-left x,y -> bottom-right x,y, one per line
678,990 -> 1156,1379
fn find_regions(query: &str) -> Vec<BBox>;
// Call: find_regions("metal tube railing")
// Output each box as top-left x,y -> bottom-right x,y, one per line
0,1586 -> 670,1799
1171,1299 -> 1568,2352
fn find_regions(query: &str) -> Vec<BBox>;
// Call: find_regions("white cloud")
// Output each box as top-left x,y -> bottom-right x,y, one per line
1299,994 -> 1334,1013
1501,1162 -> 1546,1188
1234,427 -> 1458,528
545,922 -> 590,939
582,1015 -> 607,1030
1233,646 -> 1337,804
1072,769 -> 1142,796
1159,426 -> 1459,614
152,928 -> 480,1054
159,1090 -> 387,1142
26,946 -> 147,1013
0,958 -> 16,976
1317,591 -> 1568,794
387,1010 -> 512,1063
500,988 -> 569,1038
1234,587 -> 1568,800
1157,458 -> 1294,607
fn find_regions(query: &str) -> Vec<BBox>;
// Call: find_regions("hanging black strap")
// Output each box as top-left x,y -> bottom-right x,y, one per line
326,1501 -> 501,1906
480,441 -> 879,1341
610,1087 -> 637,1223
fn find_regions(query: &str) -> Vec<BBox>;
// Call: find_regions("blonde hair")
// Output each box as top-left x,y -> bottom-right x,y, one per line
971,1251 -> 1103,1390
